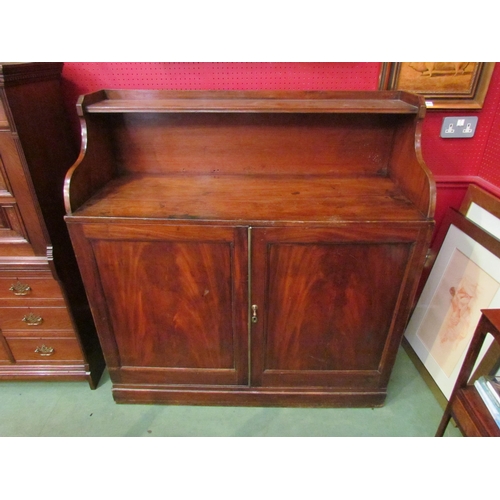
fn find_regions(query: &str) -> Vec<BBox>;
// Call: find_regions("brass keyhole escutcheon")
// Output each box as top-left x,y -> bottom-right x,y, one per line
251,304 -> 258,324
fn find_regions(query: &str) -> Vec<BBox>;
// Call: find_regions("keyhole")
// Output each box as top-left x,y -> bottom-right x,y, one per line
251,304 -> 258,323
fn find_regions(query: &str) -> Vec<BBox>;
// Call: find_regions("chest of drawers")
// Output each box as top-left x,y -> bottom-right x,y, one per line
0,63 -> 104,387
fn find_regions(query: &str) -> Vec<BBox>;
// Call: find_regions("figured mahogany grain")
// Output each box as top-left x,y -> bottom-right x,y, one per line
65,90 -> 435,406
93,239 -> 234,368
265,242 -> 410,370
73,223 -> 249,386
249,224 -> 430,390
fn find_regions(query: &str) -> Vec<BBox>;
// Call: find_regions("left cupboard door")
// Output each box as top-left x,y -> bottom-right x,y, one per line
67,223 -> 249,387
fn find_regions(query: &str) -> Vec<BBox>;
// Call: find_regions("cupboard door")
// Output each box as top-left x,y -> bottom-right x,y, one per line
69,223 -> 248,386
250,225 -> 429,389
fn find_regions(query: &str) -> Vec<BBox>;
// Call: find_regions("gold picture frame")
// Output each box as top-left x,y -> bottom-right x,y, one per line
379,62 -> 495,109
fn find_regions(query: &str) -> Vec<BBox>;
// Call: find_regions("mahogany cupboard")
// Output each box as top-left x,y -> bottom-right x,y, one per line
64,90 -> 436,406
0,63 -> 104,387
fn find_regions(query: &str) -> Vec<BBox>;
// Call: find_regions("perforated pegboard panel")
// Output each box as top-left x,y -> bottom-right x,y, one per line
60,62 -> 382,148
62,62 -> 382,95
479,67 -> 500,187
60,62 -> 500,199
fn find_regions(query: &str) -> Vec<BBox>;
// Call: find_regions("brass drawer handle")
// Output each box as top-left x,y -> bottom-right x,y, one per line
9,281 -> 32,296
34,345 -> 54,357
22,313 -> 44,326
251,304 -> 258,324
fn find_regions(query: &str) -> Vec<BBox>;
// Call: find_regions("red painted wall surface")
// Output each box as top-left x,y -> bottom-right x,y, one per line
60,62 -> 500,229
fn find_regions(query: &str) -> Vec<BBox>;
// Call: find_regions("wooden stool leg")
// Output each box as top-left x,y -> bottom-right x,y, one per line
435,410 -> 451,436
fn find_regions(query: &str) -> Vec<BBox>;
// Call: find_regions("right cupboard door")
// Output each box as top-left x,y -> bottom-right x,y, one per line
250,225 -> 431,391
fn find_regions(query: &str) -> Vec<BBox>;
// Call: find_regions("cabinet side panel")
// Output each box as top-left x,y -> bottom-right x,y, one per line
4,79 -> 78,226
389,119 -> 435,218
65,112 -> 118,214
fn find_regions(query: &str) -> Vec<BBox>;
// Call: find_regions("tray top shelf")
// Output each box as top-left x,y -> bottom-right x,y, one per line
81,90 -> 424,115
65,89 -> 434,219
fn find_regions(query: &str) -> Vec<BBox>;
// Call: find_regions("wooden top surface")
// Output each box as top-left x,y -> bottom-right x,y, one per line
0,62 -> 64,85
482,309 -> 500,331
82,90 -> 422,115
72,173 -> 427,223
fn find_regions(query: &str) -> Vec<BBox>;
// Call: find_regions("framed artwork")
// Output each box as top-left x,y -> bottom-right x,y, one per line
404,208 -> 500,399
379,62 -> 495,109
459,184 -> 500,240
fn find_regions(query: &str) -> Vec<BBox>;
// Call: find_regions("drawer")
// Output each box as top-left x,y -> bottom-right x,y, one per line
6,337 -> 84,363
0,277 -> 63,300
0,306 -> 74,332
452,394 -> 482,437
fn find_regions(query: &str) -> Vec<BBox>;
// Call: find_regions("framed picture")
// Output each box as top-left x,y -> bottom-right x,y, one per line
459,184 -> 500,240
404,208 -> 500,399
379,62 -> 495,109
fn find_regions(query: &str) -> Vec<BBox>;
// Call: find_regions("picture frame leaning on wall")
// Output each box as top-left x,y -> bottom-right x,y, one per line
459,184 -> 500,240
404,208 -> 500,400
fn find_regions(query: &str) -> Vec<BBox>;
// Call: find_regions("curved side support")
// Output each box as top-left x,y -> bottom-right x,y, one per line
389,98 -> 436,219
63,108 -> 88,214
414,115 -> 437,219
64,91 -> 115,215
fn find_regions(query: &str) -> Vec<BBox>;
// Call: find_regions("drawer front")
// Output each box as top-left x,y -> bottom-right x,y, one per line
452,396 -> 482,437
0,277 -> 63,300
6,338 -> 84,363
0,306 -> 74,333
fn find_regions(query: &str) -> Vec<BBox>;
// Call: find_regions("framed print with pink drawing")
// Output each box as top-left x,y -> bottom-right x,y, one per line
404,208 -> 500,399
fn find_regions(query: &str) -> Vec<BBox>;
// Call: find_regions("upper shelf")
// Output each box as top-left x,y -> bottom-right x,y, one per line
81,90 -> 424,115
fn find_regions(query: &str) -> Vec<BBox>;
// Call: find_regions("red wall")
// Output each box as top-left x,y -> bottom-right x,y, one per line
60,62 -> 500,229
420,64 -> 500,227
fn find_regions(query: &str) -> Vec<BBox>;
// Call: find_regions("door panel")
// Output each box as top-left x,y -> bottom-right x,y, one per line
251,226 -> 423,388
75,223 -> 248,386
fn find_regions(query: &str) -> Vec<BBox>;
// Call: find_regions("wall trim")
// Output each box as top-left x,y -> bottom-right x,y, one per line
435,175 -> 500,199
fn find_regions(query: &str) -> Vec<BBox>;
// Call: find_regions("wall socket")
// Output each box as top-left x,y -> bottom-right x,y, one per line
440,116 -> 478,138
